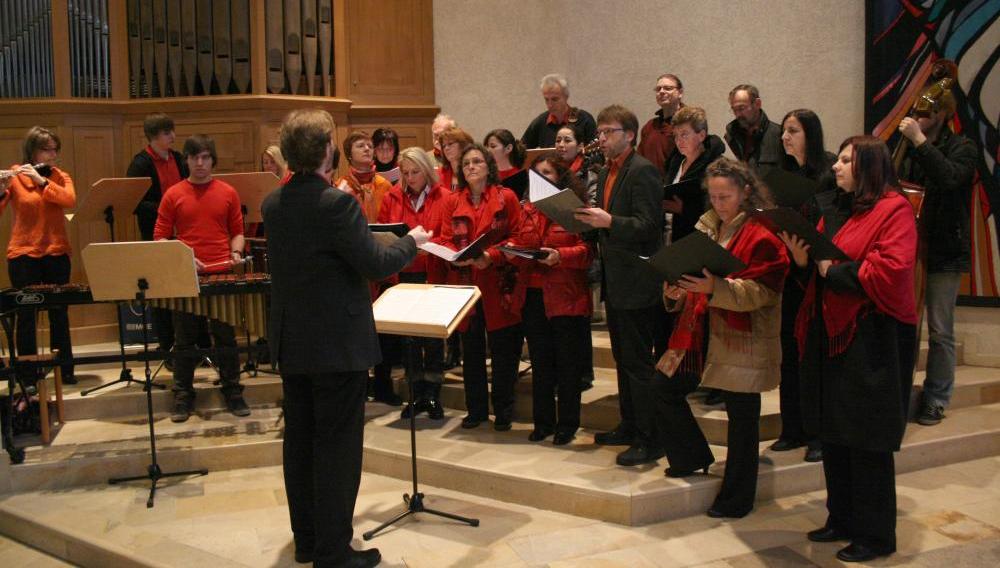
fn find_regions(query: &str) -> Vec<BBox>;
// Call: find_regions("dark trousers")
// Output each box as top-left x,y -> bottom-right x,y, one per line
822,441 -> 897,552
712,390 -> 761,516
653,371 -> 715,471
460,305 -> 522,421
404,336 -> 445,384
8,255 -> 74,377
521,289 -> 587,433
281,371 -> 367,566
778,328 -> 813,444
152,307 -> 175,352
372,333 -> 400,398
171,311 -> 241,399
605,304 -> 658,445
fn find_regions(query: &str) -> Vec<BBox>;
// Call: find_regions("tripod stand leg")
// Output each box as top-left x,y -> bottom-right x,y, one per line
420,506 -> 480,527
362,508 -> 416,540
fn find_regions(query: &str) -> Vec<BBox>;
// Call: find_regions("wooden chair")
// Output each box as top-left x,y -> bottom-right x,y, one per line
16,349 -> 66,444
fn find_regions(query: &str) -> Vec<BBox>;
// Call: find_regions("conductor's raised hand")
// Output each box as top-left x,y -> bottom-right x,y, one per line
407,225 -> 432,247
778,230 -> 811,268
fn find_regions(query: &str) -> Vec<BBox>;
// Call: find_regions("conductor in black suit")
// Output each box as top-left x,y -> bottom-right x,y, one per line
263,109 -> 432,568
575,105 -> 665,467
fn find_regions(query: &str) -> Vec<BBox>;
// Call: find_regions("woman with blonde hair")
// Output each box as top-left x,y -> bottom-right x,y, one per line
262,144 -> 289,182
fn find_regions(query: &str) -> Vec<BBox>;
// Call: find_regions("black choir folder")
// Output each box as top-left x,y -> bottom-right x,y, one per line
527,169 -> 592,234
369,223 -> 410,246
373,283 -> 482,338
761,167 -> 821,209
645,230 -> 747,283
663,177 -> 702,203
418,231 -> 494,262
752,207 -> 848,260
497,245 -> 550,260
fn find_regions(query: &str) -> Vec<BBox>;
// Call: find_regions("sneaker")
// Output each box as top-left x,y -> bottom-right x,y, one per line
226,395 -> 251,417
917,403 -> 945,426
171,398 -> 193,423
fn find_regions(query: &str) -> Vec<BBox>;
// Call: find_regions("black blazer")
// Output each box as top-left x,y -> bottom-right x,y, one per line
262,173 -> 417,374
663,134 -> 726,242
126,148 -> 189,241
592,150 -> 663,309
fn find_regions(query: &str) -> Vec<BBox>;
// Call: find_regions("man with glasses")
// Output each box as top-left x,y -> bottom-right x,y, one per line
724,84 -> 782,175
521,74 -> 597,149
638,74 -> 686,178
575,105 -> 664,467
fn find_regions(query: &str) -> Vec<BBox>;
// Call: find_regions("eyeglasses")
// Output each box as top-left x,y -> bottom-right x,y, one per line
461,157 -> 486,168
654,85 -> 679,93
673,131 -> 698,141
596,127 -> 624,138
40,146 -> 59,152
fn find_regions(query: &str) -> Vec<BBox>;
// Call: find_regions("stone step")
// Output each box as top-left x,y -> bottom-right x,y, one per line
3,397 -> 997,528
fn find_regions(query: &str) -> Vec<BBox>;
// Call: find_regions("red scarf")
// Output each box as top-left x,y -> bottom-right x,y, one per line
568,154 -> 584,173
795,191 -> 917,358
668,216 -> 788,374
351,164 -> 376,185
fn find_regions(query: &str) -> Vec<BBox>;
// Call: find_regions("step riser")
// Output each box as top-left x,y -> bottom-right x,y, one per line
62,381 -> 284,421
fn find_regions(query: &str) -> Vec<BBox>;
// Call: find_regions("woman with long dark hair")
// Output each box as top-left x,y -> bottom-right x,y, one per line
506,152 -> 592,445
485,128 -> 528,198
784,135 -> 917,562
770,109 -> 837,463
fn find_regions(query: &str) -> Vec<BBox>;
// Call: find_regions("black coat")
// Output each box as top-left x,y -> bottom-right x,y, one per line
897,129 -> 977,272
521,108 -> 597,149
262,173 -> 417,374
126,148 -> 189,240
662,134 -> 726,242
724,111 -> 783,175
590,151 -> 663,309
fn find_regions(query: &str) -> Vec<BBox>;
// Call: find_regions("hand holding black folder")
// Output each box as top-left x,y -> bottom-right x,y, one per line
645,230 -> 747,283
752,208 -> 848,260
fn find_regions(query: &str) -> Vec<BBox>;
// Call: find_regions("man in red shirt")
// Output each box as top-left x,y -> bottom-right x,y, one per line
638,73 -> 685,178
154,134 -> 249,422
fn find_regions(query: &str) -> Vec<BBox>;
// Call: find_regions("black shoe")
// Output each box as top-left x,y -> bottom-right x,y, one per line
804,446 -> 823,462
706,506 -> 749,519
703,390 -> 725,406
615,444 -> 664,466
769,438 -> 805,452
400,401 -> 423,419
807,526 -> 850,543
493,419 -> 512,432
665,465 -> 710,478
60,374 -> 78,385
553,431 -> 575,446
836,542 -> 892,562
426,398 -> 444,420
171,398 -> 193,423
594,426 -> 634,446
334,547 -> 382,568
917,402 -> 945,426
293,549 -> 312,564
373,392 -> 403,407
461,415 -> 485,429
226,395 -> 251,417
528,428 -> 553,442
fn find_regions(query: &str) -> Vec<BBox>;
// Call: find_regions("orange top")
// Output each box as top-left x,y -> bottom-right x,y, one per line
0,166 -> 76,259
335,172 -> 392,223
602,146 -> 632,210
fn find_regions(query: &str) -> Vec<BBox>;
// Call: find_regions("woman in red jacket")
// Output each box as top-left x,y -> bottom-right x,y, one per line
506,152 -> 593,445
436,127 -> 475,193
438,144 -> 523,430
377,147 -> 449,420
0,126 -> 77,383
485,129 -> 528,199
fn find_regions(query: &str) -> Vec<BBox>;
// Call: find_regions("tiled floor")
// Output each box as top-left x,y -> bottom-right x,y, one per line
1,455 -> 998,567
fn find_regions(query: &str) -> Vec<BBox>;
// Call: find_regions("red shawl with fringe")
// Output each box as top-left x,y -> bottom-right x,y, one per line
668,217 -> 789,374
795,190 -> 917,358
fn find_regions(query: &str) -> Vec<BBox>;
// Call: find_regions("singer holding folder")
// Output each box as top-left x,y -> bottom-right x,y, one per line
657,158 -> 788,519
263,109 -> 430,568
437,143 -> 523,431
1,126 -> 77,384
786,136 -> 917,563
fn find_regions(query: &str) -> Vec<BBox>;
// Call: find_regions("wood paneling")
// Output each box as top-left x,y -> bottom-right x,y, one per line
341,0 -> 434,104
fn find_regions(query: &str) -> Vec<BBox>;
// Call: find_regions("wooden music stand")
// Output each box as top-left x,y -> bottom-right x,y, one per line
82,241 -> 206,508
214,171 -> 280,224
364,284 -> 482,540
525,147 -> 555,167
68,177 -> 151,242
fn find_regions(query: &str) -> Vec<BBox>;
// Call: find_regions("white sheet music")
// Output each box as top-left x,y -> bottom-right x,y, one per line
373,286 -> 476,327
528,169 -> 564,201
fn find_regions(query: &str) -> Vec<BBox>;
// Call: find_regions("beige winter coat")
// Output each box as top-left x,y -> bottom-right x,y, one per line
664,211 -> 784,393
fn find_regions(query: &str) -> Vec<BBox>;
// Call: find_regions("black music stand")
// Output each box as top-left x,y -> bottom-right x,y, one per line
364,284 -> 482,540
216,172 -> 279,377
82,241 -> 208,507
70,177 -> 163,396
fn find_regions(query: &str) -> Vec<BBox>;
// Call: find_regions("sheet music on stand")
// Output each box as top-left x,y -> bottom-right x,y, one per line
373,284 -> 481,338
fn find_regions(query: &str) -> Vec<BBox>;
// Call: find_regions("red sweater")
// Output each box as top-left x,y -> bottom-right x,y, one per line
154,178 -> 244,273
1,166 -> 76,259
437,184 -> 522,331
509,203 -> 593,318
377,182 -> 448,277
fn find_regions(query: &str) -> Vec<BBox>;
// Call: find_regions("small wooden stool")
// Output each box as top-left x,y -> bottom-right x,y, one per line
18,349 -> 65,444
